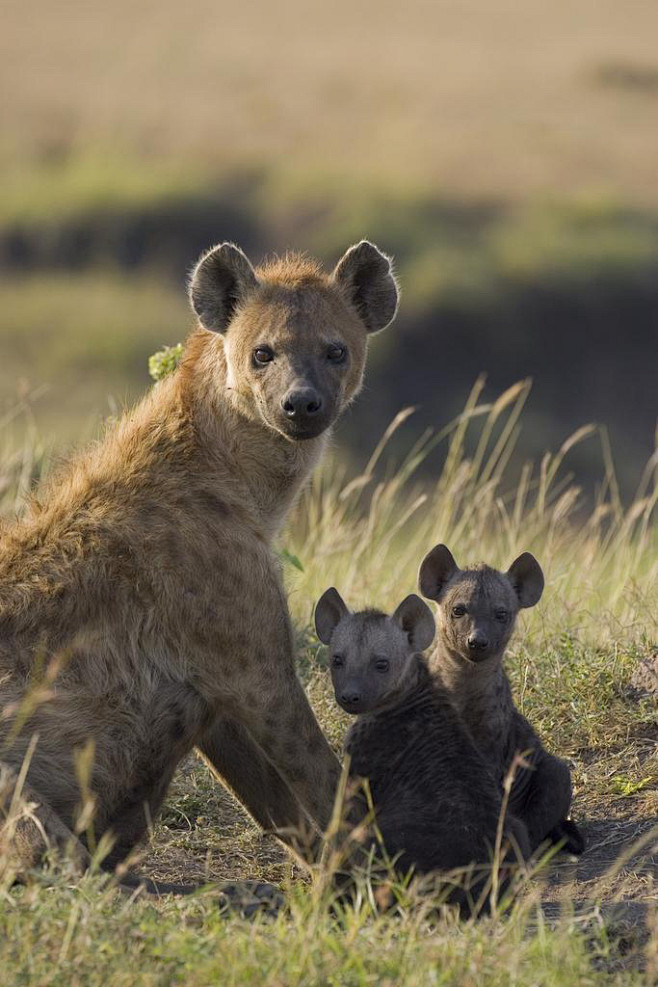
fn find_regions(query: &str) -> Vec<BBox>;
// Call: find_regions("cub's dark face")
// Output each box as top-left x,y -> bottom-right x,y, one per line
327,613 -> 418,714
314,590 -> 435,715
188,241 -> 399,442
434,569 -> 520,664
418,545 -> 544,665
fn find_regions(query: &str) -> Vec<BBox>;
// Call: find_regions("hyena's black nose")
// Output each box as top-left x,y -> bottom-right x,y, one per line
341,690 -> 361,706
468,633 -> 489,651
282,388 -> 323,419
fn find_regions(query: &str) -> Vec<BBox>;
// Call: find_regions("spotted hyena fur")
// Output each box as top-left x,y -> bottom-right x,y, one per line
0,241 -> 399,891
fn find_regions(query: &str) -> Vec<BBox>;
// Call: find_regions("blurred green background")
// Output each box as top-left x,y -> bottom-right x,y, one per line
1,0 -> 656,492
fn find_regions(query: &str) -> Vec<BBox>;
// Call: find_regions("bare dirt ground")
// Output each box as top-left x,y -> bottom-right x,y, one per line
136,656 -> 658,939
137,735 -> 657,946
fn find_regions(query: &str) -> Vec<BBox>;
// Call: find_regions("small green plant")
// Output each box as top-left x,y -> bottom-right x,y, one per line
148,343 -> 184,381
611,774 -> 657,797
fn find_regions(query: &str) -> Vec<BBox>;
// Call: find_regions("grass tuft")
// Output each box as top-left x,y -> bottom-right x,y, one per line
0,386 -> 656,981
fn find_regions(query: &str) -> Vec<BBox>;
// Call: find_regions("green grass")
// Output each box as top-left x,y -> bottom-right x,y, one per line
0,273 -> 190,446
2,876 -> 646,986
0,384 -> 656,983
286,381 -> 657,635
0,154 -> 216,228
2,178 -> 658,467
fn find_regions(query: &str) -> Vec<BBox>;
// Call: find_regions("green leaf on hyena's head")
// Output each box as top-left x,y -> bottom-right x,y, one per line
149,344 -> 185,381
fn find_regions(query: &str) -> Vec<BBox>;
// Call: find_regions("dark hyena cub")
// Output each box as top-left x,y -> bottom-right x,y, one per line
418,545 -> 584,856
314,588 -> 530,912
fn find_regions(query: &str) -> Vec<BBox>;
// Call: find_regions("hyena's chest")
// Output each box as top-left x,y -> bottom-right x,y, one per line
464,699 -> 541,806
461,691 -> 516,782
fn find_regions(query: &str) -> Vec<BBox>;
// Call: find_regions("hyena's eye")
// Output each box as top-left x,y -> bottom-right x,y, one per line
253,346 -> 274,366
452,605 -> 466,617
495,609 -> 509,622
331,655 -> 344,668
374,658 -> 390,673
327,344 -> 346,363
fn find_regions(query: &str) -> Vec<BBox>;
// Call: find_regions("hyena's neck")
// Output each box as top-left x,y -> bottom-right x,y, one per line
179,331 -> 329,538
430,640 -> 514,748
224,421 -> 329,538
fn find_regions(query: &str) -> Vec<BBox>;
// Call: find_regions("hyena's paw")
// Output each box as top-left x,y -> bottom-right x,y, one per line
547,818 -> 586,857
217,879 -> 286,919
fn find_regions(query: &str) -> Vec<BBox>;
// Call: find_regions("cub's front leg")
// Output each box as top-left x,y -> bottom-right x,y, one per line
511,750 -> 582,854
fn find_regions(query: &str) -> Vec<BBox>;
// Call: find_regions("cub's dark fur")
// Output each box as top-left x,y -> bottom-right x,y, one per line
419,544 -> 585,857
315,590 -> 529,913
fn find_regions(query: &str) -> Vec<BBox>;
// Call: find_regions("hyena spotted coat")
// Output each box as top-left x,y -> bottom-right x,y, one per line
0,240 -> 399,888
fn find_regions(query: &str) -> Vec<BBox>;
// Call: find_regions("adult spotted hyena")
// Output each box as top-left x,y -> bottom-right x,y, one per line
0,240 -> 399,891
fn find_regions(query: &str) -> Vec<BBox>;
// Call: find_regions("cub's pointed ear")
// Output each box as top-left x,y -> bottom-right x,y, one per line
507,552 -> 544,608
418,544 -> 459,602
189,242 -> 259,333
314,587 -> 349,645
392,594 -> 435,652
332,241 -> 399,334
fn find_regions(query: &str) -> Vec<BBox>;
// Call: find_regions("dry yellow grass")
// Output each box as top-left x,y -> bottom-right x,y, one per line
3,0 -> 658,203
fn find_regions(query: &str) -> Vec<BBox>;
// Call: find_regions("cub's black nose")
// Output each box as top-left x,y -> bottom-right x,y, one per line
468,634 -> 489,651
281,388 -> 323,419
340,691 -> 361,706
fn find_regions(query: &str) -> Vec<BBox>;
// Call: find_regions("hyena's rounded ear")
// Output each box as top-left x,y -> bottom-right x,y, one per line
331,241 -> 399,334
392,594 -> 435,652
418,544 -> 459,602
188,242 -> 259,333
314,587 -> 349,645
507,553 -> 544,608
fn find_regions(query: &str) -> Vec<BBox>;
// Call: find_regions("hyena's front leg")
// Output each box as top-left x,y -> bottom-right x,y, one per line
514,753 -> 582,854
194,547 -> 340,851
202,653 -> 340,847
238,666 -> 341,836
198,718 -> 306,836
201,627 -> 340,847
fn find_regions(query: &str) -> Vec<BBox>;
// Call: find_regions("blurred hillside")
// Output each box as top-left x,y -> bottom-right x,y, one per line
1,0 -> 657,493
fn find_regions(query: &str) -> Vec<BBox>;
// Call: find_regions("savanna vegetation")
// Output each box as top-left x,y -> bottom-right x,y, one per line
0,381 -> 656,984
1,0 -> 657,980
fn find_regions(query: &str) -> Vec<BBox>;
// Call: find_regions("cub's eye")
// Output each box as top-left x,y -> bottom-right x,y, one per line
374,658 -> 390,673
495,609 -> 509,622
452,605 -> 466,618
331,655 -> 344,669
327,344 -> 346,363
253,346 -> 274,366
